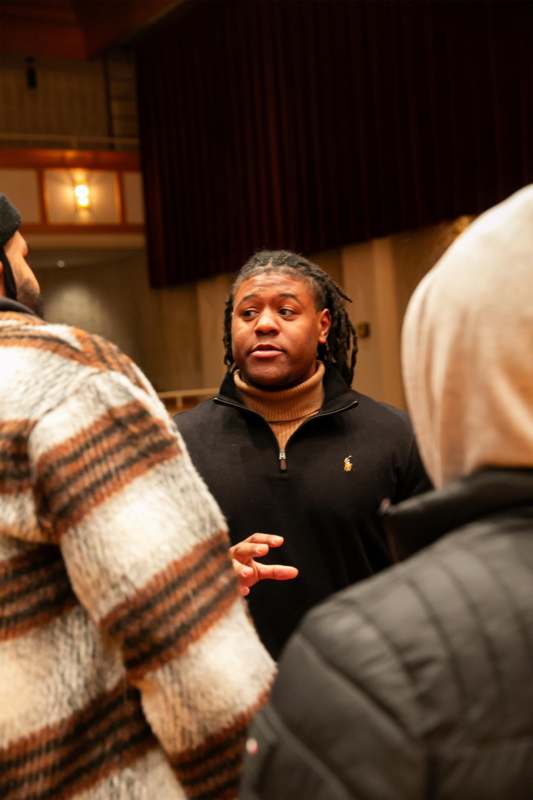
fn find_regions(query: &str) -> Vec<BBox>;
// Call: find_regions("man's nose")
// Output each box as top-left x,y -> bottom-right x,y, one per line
255,309 -> 279,333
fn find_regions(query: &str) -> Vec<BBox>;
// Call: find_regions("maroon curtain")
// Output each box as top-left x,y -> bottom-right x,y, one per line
136,0 -> 533,287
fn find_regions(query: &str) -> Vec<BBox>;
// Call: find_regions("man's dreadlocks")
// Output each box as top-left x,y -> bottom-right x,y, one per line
223,250 -> 358,386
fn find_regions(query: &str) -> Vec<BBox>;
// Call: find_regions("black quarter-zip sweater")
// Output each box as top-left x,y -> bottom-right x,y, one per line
176,366 -> 429,658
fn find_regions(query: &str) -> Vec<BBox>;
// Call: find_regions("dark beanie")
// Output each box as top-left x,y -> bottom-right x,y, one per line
0,193 -> 22,300
0,193 -> 22,247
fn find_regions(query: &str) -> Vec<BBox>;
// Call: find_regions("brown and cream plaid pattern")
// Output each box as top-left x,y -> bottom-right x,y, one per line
0,308 -> 274,800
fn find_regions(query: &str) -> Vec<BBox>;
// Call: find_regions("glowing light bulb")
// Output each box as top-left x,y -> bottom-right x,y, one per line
74,183 -> 90,209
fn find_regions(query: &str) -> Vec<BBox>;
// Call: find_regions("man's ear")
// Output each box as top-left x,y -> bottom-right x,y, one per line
318,308 -> 331,344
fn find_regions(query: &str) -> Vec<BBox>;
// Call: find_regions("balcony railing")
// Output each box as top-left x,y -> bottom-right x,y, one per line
159,388 -> 218,415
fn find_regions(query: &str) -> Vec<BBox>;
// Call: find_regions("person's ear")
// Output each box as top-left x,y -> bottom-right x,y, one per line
318,308 -> 331,344
0,257 -> 5,296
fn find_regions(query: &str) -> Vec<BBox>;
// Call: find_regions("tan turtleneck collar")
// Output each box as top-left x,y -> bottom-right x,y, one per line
234,361 -> 325,450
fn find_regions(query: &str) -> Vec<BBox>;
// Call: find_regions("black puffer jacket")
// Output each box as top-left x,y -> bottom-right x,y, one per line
177,366 -> 428,658
241,469 -> 533,799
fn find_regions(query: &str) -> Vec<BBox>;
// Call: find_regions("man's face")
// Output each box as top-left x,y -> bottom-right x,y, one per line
2,232 -> 42,315
231,272 -> 331,390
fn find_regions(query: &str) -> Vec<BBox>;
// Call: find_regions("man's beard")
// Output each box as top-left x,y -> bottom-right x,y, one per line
17,278 -> 44,318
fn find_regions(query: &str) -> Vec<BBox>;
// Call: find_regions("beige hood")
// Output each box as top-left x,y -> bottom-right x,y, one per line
402,184 -> 533,489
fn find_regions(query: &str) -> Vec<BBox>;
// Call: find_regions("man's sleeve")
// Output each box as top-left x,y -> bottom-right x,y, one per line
29,369 -> 274,797
395,432 -> 432,502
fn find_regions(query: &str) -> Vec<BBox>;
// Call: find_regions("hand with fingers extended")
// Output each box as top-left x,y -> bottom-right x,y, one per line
230,533 -> 299,597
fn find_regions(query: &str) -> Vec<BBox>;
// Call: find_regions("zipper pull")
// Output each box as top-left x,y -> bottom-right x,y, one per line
279,449 -> 287,472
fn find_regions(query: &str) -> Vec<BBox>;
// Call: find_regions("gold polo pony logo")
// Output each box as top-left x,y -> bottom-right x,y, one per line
343,455 -> 353,472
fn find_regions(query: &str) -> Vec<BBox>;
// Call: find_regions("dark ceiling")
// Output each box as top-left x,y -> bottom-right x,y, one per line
0,0 -> 188,59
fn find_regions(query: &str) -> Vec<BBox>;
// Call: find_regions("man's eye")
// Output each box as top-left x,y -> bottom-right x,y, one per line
240,309 -> 257,319
279,308 -> 296,317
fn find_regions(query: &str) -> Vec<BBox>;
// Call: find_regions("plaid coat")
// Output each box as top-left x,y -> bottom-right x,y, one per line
0,299 -> 273,800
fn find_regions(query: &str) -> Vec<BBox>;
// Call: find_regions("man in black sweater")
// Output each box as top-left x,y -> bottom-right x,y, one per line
241,187 -> 533,800
177,250 -> 428,658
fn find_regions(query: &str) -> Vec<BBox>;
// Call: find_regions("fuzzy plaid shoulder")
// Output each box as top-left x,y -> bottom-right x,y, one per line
0,315 -> 274,799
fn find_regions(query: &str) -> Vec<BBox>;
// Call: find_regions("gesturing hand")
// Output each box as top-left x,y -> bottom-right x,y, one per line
230,533 -> 299,597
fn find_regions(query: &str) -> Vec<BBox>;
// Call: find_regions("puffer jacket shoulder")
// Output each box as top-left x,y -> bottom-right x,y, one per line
241,485 -> 533,800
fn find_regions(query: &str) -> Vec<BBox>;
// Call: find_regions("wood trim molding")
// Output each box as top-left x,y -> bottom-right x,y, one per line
36,169 -> 48,225
0,149 -> 140,171
116,172 -> 126,225
22,223 -> 145,234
